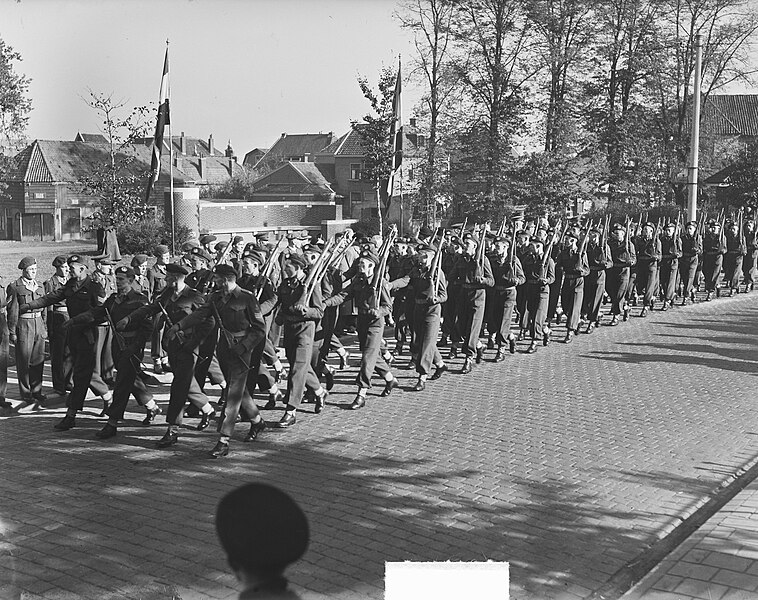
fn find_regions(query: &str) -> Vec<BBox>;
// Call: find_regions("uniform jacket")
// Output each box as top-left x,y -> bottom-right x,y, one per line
703,232 -> 727,256
44,275 -> 70,311
680,232 -> 702,258
488,252 -> 526,289
147,264 -> 168,300
71,289 -> 152,343
660,235 -> 683,261
390,265 -> 448,305
92,270 -> 116,297
586,242 -> 612,271
127,285 -> 206,330
633,236 -> 662,263
324,274 -> 392,315
7,277 -> 46,332
23,276 -> 106,331
725,231 -> 746,256
449,254 -> 494,289
240,274 -> 278,317
521,253 -> 556,287
557,248 -> 590,278
609,238 -> 637,268
276,276 -> 324,324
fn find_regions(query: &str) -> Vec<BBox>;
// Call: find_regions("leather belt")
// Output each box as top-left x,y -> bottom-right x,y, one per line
227,330 -> 247,339
19,312 -> 43,319
51,306 -> 68,312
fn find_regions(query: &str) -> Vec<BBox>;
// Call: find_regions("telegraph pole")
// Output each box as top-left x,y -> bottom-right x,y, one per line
687,34 -> 703,222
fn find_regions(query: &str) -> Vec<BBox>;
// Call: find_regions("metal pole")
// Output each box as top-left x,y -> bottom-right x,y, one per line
167,40 -> 176,255
687,34 -> 702,222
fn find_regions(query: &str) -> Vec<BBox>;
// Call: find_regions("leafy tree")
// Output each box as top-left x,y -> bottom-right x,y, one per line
0,38 -> 32,197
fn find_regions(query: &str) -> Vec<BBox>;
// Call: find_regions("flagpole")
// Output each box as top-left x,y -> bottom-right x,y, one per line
166,40 -> 176,255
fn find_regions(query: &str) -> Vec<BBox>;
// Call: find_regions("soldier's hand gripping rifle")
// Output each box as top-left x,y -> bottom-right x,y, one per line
371,225 -> 398,308
104,305 -> 145,371
257,236 -> 289,301
157,299 -> 209,366
430,233 -> 446,302
196,233 -> 236,292
476,220 -> 492,271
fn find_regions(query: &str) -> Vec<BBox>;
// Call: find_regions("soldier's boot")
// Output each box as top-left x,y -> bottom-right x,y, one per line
153,358 -> 163,375
495,347 -> 506,362
564,331 -> 574,344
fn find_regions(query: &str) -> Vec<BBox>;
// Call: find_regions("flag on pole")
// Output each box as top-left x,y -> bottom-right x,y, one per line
386,59 -> 403,197
145,46 -> 170,203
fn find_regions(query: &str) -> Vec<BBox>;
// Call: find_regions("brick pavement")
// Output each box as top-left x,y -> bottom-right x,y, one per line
624,477 -> 758,600
0,292 -> 756,599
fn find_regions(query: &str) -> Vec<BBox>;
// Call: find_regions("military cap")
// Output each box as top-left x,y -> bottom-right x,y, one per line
181,239 -> 201,252
419,225 -> 434,239
216,483 -> 309,572
416,244 -> 435,254
115,266 -> 135,278
232,235 -> 245,244
94,255 -> 115,265
665,221 -> 676,228
67,255 -> 89,267
154,245 -> 170,257
199,234 -> 217,246
564,231 -> 579,240
612,223 -> 625,231
18,256 -> 36,270
254,232 -> 269,240
166,263 -> 190,276
131,254 -> 149,267
588,228 -> 601,235
215,241 -> 229,252
243,242 -> 257,252
448,236 -> 461,245
686,221 -> 698,227
358,250 -> 379,265
286,254 -> 308,269
213,264 -> 237,277
494,236 -> 509,244
190,247 -> 213,262
52,255 -> 68,268
302,244 -> 321,255
707,219 -> 718,226
516,229 -> 529,237
242,251 -> 265,266
299,230 -> 310,239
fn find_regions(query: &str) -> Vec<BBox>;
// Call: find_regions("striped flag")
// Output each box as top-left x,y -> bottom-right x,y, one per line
386,60 -> 402,197
145,46 -> 170,203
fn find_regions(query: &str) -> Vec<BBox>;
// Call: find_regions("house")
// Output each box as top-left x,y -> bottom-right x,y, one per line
251,132 -> 334,176
1,132 -> 243,241
242,148 -> 268,169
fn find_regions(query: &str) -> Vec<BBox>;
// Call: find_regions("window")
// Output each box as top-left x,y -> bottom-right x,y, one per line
348,192 -> 362,218
350,163 -> 363,180
34,192 -> 44,199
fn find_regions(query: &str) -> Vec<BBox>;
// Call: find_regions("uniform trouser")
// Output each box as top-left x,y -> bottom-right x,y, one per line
547,270 -> 563,321
94,324 -> 114,384
166,343 -> 209,426
356,314 -> 391,389
516,284 -> 528,329
284,320 -> 321,409
246,361 -> 276,396
723,254 -> 743,289
459,288 -> 486,357
0,314 -> 8,400
219,338 -> 262,438
626,270 -> 638,302
702,254 -> 723,291
150,314 -> 166,360
679,256 -> 699,297
524,283 -> 549,340
582,271 -> 606,323
635,261 -> 659,306
317,307 -> 343,366
15,316 -> 46,399
442,286 -> 461,343
47,311 -> 73,393
659,259 -> 679,301
488,288 -> 516,345
560,277 -> 584,332
743,250 -> 757,286
268,314 -> 282,348
195,328 -> 225,389
67,328 -> 109,412
606,267 -> 630,315
413,303 -> 442,375
404,297 -> 417,353
106,340 -> 152,421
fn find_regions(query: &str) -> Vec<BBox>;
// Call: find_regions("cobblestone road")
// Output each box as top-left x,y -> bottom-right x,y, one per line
0,293 -> 756,599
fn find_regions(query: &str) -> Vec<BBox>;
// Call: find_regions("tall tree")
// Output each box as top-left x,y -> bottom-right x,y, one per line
0,38 -> 32,197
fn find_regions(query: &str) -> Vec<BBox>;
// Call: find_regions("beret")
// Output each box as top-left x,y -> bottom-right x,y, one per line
418,225 -> 434,238
707,219 -> 718,225
199,234 -> 217,245
358,250 -> 379,265
643,222 -> 655,229
154,245 -> 170,257
232,235 -> 244,244
254,232 -> 269,240
115,266 -> 135,278
214,241 -> 229,251
67,255 -> 89,267
190,248 -> 213,262
18,256 -> 36,270
52,255 -> 68,268
94,255 -> 115,265
213,264 -> 237,277
216,483 -> 308,571
494,236 -> 509,244
131,254 -> 149,267
612,223 -> 625,231
242,251 -> 265,266
181,239 -> 200,251
516,229 -> 529,236
166,263 -> 189,276
665,222 -> 676,228
286,254 -> 307,269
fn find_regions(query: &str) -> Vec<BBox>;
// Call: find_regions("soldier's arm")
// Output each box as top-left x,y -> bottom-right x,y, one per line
514,257 -> 526,286
302,284 -> 324,320
258,280 -> 278,316
23,286 -> 64,311
388,274 -> 410,291
435,270 -> 449,304
323,280 -> 353,308
239,295 -> 267,353
480,256 -> 495,287
544,258 -> 556,285
6,283 -> 18,332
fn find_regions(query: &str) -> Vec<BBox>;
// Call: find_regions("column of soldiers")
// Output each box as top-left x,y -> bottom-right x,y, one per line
1,212 -> 756,454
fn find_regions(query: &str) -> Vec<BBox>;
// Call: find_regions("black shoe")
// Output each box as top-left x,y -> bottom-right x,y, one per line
640,307 -> 648,317
153,360 -> 163,375
161,360 -> 172,373
197,410 -> 215,431
564,332 -> 574,344
414,379 -> 426,392
349,395 -> 366,410
461,359 -> 473,374
99,396 -> 111,417
274,368 -> 287,384
274,412 -> 296,428
449,346 -> 458,359
142,405 -> 161,426
475,346 -> 484,364
690,290 -> 696,302
610,316 -> 620,326
716,287 -> 721,298
324,366 -> 335,391
526,342 -> 538,354
509,337 -> 516,354
495,349 -> 505,362
622,306 -> 630,321
586,323 -> 595,334
487,338 -> 495,350
315,391 -> 327,414
209,441 -> 229,458
54,415 -> 76,431
156,431 -> 178,448
0,402 -> 12,417
184,405 -> 201,418
244,419 -> 266,442
380,378 -> 399,397
543,329 -> 551,347
264,390 -> 283,410
95,423 -> 117,439
339,352 -> 350,370
517,330 -> 525,341
430,364 -> 448,380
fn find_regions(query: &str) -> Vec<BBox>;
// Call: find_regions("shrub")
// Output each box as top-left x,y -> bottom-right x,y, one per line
116,220 -> 193,254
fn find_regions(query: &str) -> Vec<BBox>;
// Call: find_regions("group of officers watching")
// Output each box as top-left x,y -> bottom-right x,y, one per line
0,208 -> 755,458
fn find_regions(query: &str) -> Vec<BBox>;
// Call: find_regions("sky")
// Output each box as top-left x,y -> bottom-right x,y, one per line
2,0 -> 419,157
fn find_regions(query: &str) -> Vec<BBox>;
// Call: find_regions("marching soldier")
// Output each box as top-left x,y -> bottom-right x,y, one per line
0,280 -> 10,417
45,256 -> 73,396
199,234 -> 217,256
633,223 -> 661,316
702,220 -> 726,301
521,240 -> 555,353
173,264 -> 268,458
558,233 -> 589,343
581,228 -> 611,333
679,221 -> 701,305
120,263 -> 216,447
486,236 -> 524,359
607,224 -> 636,325
148,244 -> 171,373
92,255 -> 116,387
67,266 -> 160,440
723,220 -> 745,295
743,217 -> 757,292
659,222 -> 682,310
6,257 -> 47,409
20,255 -> 111,431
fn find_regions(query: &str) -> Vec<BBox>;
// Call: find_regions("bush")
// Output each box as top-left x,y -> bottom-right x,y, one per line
116,220 -> 193,255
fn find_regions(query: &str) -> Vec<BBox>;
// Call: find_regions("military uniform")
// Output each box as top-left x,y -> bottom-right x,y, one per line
91,263 -> 116,385
147,252 -> 170,370
521,249 -> 556,350
44,264 -> 73,394
582,238 -> 611,329
702,228 -> 726,297
0,285 -> 10,413
723,227 -> 746,293
487,249 -> 525,356
659,229 -> 682,308
558,243 -> 590,338
633,231 -> 661,313
743,223 -> 757,291
607,234 -> 637,321
679,226 -> 702,303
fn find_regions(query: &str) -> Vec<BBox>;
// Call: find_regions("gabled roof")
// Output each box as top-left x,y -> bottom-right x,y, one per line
74,132 -> 108,143
252,161 -> 335,196
177,155 -> 245,185
316,123 -> 421,158
242,148 -> 268,168
701,94 -> 758,137
255,132 -> 335,172
132,135 -> 223,157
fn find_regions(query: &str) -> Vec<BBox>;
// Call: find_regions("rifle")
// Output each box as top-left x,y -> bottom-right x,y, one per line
195,233 -> 236,292
458,217 -> 468,237
496,214 -> 507,237
104,305 -> 146,371
625,217 -> 632,253
372,225 -> 398,304
476,221 -> 491,270
301,238 -> 336,304
601,214 -> 610,248
509,218 -> 518,268
430,233 -> 446,300
257,236 -> 289,300
156,296 -> 209,365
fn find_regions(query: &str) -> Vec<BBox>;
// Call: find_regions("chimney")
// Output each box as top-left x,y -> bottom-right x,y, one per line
228,156 -> 234,174
208,134 -> 214,155
410,118 -> 417,127
180,132 -> 187,155
199,157 -> 207,180
174,156 -> 183,171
